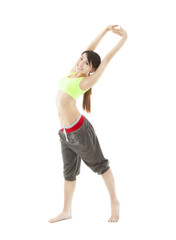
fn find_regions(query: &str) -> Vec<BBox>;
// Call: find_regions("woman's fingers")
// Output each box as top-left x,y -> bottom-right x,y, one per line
112,25 -> 121,30
108,25 -> 127,37
112,27 -> 124,36
112,29 -> 120,34
112,28 -> 121,33
106,24 -> 120,31
112,25 -> 119,30
112,26 -> 127,37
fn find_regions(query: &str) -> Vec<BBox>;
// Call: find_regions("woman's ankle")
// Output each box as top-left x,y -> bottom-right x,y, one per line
63,207 -> 72,213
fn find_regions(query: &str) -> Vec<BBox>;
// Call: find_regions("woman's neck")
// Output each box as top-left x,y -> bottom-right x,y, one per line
71,72 -> 88,78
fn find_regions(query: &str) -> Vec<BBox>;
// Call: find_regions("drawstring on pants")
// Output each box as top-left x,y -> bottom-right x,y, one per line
60,114 -> 82,143
63,127 -> 69,142
60,124 -> 69,142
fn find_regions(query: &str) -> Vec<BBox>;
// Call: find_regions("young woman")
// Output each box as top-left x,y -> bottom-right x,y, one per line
49,25 -> 128,223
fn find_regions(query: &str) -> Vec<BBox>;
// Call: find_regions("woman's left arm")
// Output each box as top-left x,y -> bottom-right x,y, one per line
68,26 -> 114,73
105,26 -> 128,61
81,26 -> 128,89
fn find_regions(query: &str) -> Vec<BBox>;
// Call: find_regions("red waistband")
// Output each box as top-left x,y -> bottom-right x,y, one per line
61,115 -> 85,133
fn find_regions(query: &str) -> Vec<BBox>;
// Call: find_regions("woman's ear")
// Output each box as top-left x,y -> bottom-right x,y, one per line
90,68 -> 96,73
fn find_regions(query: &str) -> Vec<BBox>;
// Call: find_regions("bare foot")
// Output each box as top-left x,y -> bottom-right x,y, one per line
108,200 -> 120,223
48,211 -> 72,223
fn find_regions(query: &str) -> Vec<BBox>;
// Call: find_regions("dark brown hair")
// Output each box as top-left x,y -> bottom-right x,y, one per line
81,50 -> 101,113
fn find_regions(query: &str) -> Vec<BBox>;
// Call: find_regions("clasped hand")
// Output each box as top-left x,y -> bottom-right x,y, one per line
106,25 -> 127,38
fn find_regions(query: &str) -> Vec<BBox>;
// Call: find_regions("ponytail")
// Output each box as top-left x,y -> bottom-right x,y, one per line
81,50 -> 101,113
82,71 -> 92,113
82,88 -> 92,113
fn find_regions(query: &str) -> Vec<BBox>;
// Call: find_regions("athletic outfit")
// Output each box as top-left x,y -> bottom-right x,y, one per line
58,72 -> 89,99
58,72 -> 110,181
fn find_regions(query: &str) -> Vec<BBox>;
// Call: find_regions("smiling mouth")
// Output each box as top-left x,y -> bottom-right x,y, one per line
77,65 -> 83,70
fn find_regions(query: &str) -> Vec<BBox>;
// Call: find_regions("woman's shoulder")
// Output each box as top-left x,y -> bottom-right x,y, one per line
66,72 -> 75,77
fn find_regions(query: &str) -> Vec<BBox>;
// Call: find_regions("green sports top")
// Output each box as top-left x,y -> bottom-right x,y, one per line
58,72 -> 90,100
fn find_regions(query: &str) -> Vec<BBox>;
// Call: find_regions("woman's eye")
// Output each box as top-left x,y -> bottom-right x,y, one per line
80,57 -> 89,65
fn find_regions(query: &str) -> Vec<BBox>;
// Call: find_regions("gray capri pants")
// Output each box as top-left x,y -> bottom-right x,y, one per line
58,114 -> 110,181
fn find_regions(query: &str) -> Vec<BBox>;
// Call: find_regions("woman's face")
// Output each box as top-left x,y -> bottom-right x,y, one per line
76,53 -> 95,74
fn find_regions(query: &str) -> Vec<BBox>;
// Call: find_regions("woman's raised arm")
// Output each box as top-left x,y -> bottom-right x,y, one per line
69,25 -> 119,73
82,25 -> 128,89
85,25 -> 119,51
105,26 -> 128,61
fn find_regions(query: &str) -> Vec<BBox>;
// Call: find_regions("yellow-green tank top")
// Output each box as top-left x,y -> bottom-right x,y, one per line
58,72 -> 90,99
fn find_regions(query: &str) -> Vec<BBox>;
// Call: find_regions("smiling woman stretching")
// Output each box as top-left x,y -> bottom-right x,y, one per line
48,24 -> 128,223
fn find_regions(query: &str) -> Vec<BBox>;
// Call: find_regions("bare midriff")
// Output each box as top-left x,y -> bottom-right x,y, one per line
56,90 -> 81,127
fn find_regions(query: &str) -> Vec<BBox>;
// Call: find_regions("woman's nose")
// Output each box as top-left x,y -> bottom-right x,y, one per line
79,62 -> 84,67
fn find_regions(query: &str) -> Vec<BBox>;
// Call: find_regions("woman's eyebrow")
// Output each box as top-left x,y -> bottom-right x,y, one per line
81,56 -> 89,63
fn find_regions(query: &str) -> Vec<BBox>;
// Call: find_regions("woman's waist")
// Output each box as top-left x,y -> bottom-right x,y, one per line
56,94 -> 77,112
59,114 -> 86,142
60,113 -> 84,131
58,108 -> 81,127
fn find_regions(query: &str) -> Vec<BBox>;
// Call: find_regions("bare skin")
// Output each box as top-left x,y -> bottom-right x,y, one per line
48,180 -> 75,223
49,25 -> 127,223
102,168 -> 120,222
48,169 -> 120,223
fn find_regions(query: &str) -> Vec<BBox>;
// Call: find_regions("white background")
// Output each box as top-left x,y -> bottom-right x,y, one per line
0,0 -> 176,239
